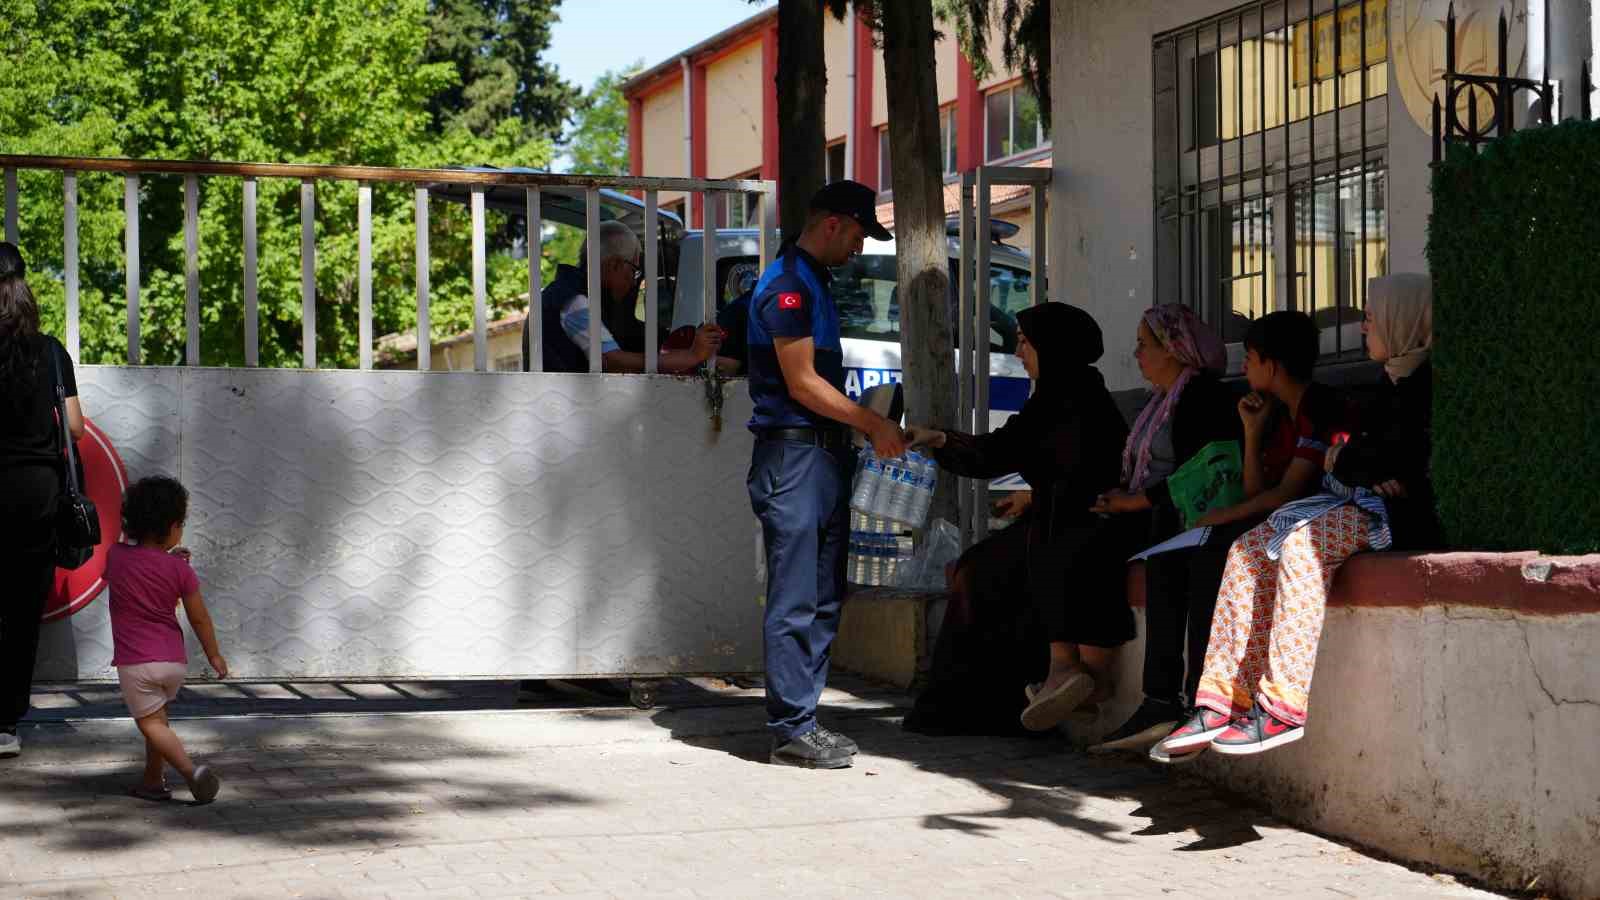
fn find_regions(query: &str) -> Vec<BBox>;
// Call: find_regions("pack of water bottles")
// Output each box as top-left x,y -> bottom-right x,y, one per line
848,512 -> 913,587
849,450 -> 937,528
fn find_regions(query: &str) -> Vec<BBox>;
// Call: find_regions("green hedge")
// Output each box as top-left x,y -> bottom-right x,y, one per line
1427,119 -> 1600,554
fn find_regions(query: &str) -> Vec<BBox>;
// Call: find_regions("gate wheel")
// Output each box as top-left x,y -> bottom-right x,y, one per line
629,679 -> 660,710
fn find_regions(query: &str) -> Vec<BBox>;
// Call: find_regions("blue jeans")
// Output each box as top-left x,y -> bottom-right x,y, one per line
747,439 -> 854,743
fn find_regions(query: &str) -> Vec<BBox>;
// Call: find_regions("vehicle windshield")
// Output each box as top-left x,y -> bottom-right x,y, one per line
832,253 -> 1031,353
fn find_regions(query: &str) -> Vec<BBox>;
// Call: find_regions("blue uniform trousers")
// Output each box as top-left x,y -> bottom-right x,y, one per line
747,438 -> 854,743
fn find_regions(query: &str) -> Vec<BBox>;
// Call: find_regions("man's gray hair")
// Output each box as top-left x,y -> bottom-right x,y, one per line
579,220 -> 641,266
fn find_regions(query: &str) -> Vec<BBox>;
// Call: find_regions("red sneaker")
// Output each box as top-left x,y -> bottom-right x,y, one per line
1153,706 -> 1234,755
1211,705 -> 1304,755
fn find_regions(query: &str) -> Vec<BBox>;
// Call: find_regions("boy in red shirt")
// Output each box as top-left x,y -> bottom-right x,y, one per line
106,476 -> 228,804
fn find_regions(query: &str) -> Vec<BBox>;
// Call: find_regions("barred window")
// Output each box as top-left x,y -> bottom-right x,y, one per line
1154,0 -> 1389,362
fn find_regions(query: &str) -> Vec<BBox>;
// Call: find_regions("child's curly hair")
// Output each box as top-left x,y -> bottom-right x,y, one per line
122,475 -> 189,544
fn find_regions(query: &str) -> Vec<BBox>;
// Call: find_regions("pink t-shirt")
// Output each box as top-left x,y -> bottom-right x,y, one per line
106,543 -> 199,666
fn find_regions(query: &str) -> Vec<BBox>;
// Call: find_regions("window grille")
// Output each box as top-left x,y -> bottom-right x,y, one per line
1154,0 -> 1388,359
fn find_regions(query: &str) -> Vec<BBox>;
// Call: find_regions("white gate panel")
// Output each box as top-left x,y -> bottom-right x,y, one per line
36,368 -> 762,682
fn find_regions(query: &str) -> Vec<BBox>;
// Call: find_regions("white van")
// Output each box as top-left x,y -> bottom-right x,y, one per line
667,224 -> 1036,432
435,172 -> 1035,476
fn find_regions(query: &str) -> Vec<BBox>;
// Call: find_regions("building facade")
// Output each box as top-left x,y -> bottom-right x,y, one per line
622,7 -> 1051,251
1046,0 -> 1598,392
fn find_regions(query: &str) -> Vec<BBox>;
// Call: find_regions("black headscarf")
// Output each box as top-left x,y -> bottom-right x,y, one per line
1015,302 -> 1104,397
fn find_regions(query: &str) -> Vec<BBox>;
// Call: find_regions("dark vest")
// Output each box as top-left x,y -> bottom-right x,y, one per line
523,264 -> 590,374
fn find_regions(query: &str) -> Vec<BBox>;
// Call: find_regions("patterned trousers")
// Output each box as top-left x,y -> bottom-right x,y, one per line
1194,505 -> 1371,726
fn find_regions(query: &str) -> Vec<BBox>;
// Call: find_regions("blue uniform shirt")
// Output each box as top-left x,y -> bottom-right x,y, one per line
746,243 -> 846,432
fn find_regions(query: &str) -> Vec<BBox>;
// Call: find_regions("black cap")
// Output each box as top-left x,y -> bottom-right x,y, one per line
809,180 -> 891,241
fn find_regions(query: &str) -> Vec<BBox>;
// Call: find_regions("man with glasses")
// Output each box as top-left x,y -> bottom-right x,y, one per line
523,219 -> 723,374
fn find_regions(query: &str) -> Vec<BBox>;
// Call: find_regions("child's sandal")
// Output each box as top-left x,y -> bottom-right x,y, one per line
126,784 -> 172,802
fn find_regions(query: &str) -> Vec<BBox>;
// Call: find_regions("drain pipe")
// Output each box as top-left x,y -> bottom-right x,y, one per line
681,56 -> 693,180
845,2 -> 857,180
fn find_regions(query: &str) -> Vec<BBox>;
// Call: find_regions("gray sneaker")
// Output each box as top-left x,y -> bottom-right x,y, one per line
771,729 -> 854,769
814,725 -> 858,755
187,765 -> 221,804
0,730 -> 18,758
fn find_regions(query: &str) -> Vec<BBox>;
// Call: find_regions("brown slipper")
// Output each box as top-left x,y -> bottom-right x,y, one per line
126,784 -> 172,802
1020,671 -> 1095,732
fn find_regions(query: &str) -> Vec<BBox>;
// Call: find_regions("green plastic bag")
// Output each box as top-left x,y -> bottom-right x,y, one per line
1165,440 -> 1245,529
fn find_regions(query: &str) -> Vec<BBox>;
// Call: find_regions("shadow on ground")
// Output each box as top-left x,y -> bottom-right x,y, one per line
7,686 -> 601,860
647,676 -> 1272,853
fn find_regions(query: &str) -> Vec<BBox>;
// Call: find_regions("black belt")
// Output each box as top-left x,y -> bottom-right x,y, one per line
759,427 -> 850,450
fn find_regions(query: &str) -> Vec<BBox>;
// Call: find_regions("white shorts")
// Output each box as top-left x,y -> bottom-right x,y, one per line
116,662 -> 187,719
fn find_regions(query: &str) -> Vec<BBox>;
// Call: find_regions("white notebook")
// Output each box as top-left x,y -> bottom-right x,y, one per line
1129,526 -> 1213,562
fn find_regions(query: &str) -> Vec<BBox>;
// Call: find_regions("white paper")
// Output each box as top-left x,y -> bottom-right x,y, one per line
1129,526 -> 1212,562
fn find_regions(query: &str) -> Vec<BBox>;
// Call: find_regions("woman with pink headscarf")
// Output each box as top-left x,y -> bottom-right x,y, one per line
1091,304 -> 1235,530
1086,304 -> 1251,753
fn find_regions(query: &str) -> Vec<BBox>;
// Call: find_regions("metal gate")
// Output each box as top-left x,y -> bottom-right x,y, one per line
4,155 -> 775,683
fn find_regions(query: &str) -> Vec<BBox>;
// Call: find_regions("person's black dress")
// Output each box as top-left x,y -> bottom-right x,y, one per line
1,334 -> 76,731
903,304 -> 1135,736
1333,361 -> 1441,550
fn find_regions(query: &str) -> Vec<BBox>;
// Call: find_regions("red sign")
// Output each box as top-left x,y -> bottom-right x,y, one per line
778,292 -> 802,310
44,418 -> 128,622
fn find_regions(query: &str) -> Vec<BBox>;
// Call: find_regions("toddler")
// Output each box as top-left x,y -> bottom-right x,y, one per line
105,475 -> 228,803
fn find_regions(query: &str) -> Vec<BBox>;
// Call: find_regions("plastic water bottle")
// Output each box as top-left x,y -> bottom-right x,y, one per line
880,532 -> 896,585
865,457 -> 891,519
880,456 -> 914,524
899,452 -> 927,526
848,530 -> 865,584
851,454 -> 882,516
870,528 -> 883,586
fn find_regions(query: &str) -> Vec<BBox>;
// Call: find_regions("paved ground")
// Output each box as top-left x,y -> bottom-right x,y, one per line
1,677 -> 1502,899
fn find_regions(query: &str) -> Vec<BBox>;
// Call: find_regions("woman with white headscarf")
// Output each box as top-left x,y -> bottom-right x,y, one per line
1152,274 -> 1440,760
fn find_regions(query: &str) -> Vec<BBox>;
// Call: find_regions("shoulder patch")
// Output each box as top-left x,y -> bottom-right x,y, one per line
778,292 -> 802,310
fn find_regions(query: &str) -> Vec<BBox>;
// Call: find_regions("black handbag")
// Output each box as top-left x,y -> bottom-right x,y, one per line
50,344 -> 100,569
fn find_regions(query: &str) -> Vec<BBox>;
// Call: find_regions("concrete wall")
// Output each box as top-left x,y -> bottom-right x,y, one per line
640,82 -> 688,211
869,31 -> 964,128
1047,0 -> 1596,393
975,20 -> 1022,91
705,41 -> 764,179
1083,602 -> 1599,899
36,367 -> 763,682
824,13 -> 851,143
1065,552 -> 1600,899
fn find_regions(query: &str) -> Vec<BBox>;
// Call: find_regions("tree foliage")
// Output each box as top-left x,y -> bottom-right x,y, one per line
562,63 -> 644,177
0,0 -> 577,368
934,0 -> 1050,128
424,0 -> 580,140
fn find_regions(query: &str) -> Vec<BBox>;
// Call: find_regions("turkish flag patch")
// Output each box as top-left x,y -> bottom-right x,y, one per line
778,292 -> 802,310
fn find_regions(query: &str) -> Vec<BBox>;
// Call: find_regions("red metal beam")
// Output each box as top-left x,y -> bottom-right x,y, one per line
628,98 -> 644,194
852,12 -> 877,190
761,23 -> 779,189
690,63 -> 708,227
956,52 -> 984,172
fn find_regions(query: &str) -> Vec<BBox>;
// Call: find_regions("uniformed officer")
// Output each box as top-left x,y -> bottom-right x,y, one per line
746,181 -> 907,769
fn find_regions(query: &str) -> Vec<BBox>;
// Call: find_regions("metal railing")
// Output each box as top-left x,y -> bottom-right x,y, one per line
955,164 -> 1051,548
0,155 -> 777,374
1430,6 -> 1595,162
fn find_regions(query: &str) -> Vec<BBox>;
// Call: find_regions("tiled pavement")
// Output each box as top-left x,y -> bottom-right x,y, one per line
0,677 -> 1502,899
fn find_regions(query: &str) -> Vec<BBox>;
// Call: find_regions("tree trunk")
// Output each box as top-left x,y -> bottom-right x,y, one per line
775,0 -> 827,240
879,0 -> 959,529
